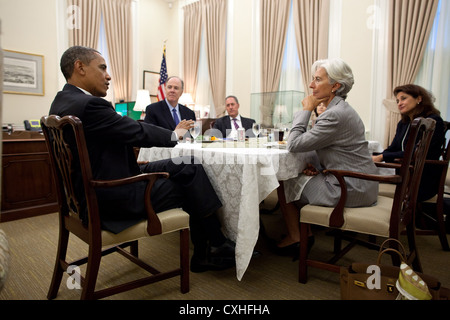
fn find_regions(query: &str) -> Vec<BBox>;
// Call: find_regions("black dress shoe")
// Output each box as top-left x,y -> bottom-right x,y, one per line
272,236 -> 315,260
190,255 -> 235,273
272,242 -> 299,256
210,239 -> 235,258
211,239 -> 262,259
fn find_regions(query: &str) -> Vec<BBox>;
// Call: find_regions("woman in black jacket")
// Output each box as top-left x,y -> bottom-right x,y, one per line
373,84 -> 445,202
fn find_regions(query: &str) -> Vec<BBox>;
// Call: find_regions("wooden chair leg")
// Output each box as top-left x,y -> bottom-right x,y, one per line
180,229 -> 190,294
130,240 -> 139,257
80,246 -> 102,300
405,224 -> 423,273
436,209 -> 450,251
47,228 -> 69,300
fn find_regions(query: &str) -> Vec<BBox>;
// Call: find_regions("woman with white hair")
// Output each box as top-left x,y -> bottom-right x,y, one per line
275,58 -> 378,253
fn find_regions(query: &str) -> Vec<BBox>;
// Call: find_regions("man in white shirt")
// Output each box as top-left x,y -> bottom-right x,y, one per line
213,95 -> 256,139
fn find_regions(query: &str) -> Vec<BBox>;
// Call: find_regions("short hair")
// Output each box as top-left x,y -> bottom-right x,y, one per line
225,95 -> 239,105
393,84 -> 440,122
60,46 -> 100,80
312,58 -> 354,99
166,76 -> 184,91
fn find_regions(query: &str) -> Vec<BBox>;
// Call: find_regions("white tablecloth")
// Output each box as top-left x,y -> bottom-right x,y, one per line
138,142 -> 316,280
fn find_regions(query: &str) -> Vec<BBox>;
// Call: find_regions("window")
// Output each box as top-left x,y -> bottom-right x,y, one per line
415,0 -> 450,120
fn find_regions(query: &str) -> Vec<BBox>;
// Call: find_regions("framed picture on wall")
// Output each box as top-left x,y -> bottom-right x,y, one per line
143,70 -> 159,98
3,50 -> 45,96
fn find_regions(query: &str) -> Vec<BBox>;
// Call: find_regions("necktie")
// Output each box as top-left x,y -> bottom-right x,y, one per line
172,108 -> 180,126
232,118 -> 239,130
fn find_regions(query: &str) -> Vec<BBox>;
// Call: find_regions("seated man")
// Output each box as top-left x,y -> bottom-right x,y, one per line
213,95 -> 256,139
50,46 -> 234,272
144,76 -> 195,134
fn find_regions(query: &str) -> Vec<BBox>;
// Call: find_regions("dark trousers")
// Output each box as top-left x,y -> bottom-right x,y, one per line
140,156 -> 225,257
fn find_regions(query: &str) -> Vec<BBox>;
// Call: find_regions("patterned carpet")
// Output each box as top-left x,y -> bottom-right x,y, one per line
0,192 -> 449,300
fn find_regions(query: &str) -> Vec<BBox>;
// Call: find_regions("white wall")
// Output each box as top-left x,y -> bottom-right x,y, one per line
0,0 -> 60,126
340,0 -> 376,135
137,0 -> 179,89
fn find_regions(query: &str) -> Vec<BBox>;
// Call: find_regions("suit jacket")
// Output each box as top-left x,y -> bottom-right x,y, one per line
213,115 -> 256,139
287,96 -> 378,207
49,84 -> 177,232
144,100 -> 196,130
381,113 -> 445,201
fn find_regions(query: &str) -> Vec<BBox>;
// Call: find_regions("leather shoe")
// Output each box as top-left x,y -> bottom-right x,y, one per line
272,236 -> 315,261
210,239 -> 235,258
190,255 -> 235,273
211,239 -> 261,259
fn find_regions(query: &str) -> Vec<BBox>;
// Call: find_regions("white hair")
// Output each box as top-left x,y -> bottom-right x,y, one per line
312,58 -> 354,99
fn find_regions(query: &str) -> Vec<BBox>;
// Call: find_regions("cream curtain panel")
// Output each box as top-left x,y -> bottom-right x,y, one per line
202,0 -> 227,117
292,0 -> 330,95
101,0 -> 133,102
260,0 -> 290,94
67,0 -> 101,48
67,0 -> 132,102
183,2 -> 202,102
259,0 -> 290,127
384,0 -> 439,147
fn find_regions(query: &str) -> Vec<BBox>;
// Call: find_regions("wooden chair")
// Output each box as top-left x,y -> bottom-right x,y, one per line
379,121 -> 450,251
41,115 -> 190,300
298,117 -> 436,283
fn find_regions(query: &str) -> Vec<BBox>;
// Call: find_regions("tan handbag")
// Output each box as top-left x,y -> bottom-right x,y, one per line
340,239 -> 441,300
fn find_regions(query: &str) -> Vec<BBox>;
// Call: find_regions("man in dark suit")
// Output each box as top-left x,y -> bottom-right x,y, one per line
50,46 -> 235,272
144,76 -> 195,134
213,95 -> 256,139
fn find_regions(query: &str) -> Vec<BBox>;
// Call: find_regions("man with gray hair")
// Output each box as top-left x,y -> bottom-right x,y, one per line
144,76 -> 196,133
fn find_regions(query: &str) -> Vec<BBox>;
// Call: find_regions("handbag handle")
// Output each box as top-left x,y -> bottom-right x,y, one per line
379,238 -> 406,257
376,247 -> 406,265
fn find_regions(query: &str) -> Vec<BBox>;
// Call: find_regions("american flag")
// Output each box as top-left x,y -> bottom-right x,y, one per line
157,46 -> 168,101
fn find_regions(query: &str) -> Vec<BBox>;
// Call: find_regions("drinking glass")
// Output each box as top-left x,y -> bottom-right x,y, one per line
189,121 -> 202,143
252,123 -> 261,137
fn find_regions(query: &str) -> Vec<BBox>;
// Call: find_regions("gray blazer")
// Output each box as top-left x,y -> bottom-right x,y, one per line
287,96 -> 378,207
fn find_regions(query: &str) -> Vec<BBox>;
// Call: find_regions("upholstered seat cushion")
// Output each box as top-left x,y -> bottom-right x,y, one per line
378,183 -> 396,198
101,208 -> 190,247
300,196 -> 393,237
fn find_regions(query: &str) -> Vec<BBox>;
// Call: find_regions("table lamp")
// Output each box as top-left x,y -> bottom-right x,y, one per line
178,93 -> 195,110
134,89 -> 151,120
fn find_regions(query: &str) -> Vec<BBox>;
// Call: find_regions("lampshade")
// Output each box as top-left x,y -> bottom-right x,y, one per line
178,93 -> 194,106
134,90 -> 151,112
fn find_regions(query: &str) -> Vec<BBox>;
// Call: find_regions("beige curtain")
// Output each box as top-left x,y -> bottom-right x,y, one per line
384,0 -> 439,147
260,0 -> 290,94
292,0 -> 330,95
183,2 -> 202,102
202,0 -> 227,117
259,0 -> 290,127
67,0 -> 101,48
102,0 -> 133,102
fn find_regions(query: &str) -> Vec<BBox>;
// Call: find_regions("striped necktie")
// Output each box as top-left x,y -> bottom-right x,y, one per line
232,118 -> 239,130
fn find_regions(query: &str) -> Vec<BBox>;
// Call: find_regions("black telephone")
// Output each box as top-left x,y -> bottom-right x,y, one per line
24,119 -> 41,131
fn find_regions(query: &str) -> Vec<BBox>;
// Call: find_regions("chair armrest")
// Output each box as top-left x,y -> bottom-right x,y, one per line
90,172 -> 169,188
326,169 -> 402,184
425,159 -> 449,167
374,161 -> 402,170
322,169 -> 402,228
91,172 -> 170,235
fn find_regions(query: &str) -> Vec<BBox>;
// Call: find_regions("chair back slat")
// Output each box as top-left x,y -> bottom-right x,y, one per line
391,118 -> 436,231
41,115 -> 101,233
